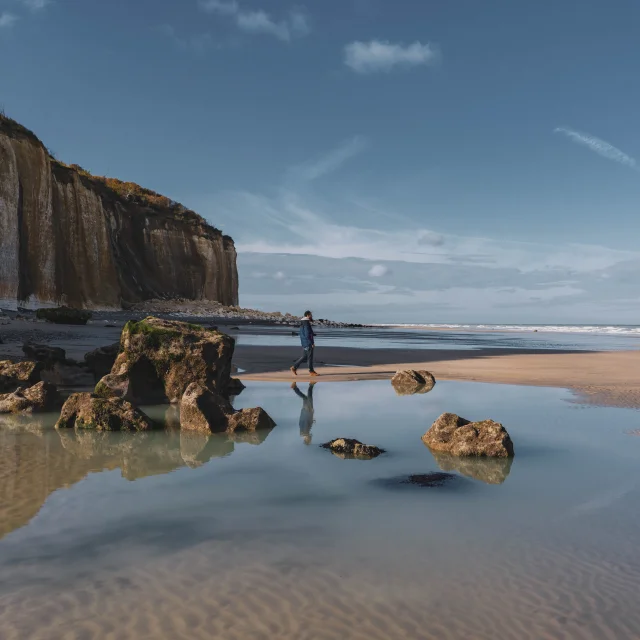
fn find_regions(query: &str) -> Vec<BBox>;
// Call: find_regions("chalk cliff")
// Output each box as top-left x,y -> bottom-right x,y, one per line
0,116 -> 238,309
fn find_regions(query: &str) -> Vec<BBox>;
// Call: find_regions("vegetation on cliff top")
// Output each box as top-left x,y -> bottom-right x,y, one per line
0,112 -> 222,232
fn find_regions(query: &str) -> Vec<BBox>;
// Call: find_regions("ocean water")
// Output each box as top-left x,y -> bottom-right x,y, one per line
1,380 -> 640,639
234,324 -> 640,351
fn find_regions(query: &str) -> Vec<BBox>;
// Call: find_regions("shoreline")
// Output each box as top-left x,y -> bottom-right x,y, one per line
235,346 -> 640,409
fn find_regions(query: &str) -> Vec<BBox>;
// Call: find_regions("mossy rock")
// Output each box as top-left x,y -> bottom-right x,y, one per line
35,307 -> 92,325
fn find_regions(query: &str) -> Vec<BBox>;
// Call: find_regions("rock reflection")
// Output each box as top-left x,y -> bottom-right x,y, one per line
0,415 -> 275,538
428,449 -> 513,485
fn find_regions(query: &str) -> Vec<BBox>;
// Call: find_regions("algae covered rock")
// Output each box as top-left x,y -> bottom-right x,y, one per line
95,317 -> 235,404
422,412 -> 514,458
0,382 -> 60,414
321,438 -> 385,459
391,370 -> 436,396
35,307 -> 92,325
0,360 -> 42,392
55,393 -> 156,431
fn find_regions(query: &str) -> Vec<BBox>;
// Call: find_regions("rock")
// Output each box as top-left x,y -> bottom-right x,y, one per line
429,450 -> 513,485
422,413 -> 514,458
35,307 -> 92,325
225,377 -> 246,397
227,407 -> 276,433
94,317 -> 235,404
391,370 -> 436,395
373,472 -> 458,489
179,383 -> 232,432
84,342 -> 120,379
41,361 -> 94,387
321,438 -> 385,459
55,393 -> 157,431
22,343 -> 67,366
0,360 -> 42,392
0,382 -> 60,414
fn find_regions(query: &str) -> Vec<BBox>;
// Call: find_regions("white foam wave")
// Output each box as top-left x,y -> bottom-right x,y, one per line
372,324 -> 640,337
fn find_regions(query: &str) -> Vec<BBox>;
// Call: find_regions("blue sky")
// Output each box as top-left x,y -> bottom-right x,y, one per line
2,0 -> 640,323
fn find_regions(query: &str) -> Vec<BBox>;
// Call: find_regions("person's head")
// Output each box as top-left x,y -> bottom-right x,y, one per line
304,310 -> 313,320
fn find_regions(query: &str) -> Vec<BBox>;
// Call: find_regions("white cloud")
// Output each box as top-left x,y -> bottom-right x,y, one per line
368,264 -> 389,277
0,12 -> 18,28
417,230 -> 444,246
274,270 -> 286,280
291,136 -> 367,182
199,1 -> 309,42
22,0 -> 50,10
344,40 -> 438,73
554,127 -> 638,171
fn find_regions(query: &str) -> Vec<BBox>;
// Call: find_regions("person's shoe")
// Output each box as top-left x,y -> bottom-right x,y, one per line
309,371 -> 319,377
290,366 -> 297,376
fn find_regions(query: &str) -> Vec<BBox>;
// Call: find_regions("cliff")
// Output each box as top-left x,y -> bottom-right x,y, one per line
0,115 -> 238,310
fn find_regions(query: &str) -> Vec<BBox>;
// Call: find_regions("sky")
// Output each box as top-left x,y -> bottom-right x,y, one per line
2,0 -> 640,323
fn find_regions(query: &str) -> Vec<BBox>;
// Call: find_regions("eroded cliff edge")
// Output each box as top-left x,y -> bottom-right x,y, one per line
0,116 -> 238,309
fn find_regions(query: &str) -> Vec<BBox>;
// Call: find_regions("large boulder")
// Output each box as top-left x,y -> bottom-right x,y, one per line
21,343 -> 93,386
391,370 -> 436,396
35,307 -> 92,325
321,438 -> 385,459
22,343 -> 67,366
179,383 -> 232,432
0,382 -> 60,414
0,360 -> 42,392
422,413 -> 514,458
84,342 -> 120,380
94,317 -> 235,404
55,393 -> 157,431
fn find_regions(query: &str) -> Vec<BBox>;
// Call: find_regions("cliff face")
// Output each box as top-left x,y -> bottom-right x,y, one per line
0,117 -> 238,309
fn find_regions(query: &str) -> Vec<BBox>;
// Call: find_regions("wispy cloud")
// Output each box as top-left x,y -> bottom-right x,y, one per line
22,0 -> 50,11
344,40 -> 438,74
0,12 -> 18,28
290,136 -> 368,182
156,25 -> 215,54
368,264 -> 389,277
199,0 -> 309,42
554,127 -> 638,171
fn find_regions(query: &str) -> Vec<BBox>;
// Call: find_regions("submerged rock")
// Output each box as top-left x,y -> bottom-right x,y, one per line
391,370 -> 436,396
0,382 -> 60,414
429,450 -> 513,485
55,393 -> 156,431
0,360 -> 42,392
321,438 -> 385,459
422,413 -> 514,458
35,307 -> 92,325
373,472 -> 459,489
94,317 -> 235,404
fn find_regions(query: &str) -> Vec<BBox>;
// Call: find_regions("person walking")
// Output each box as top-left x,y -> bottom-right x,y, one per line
291,310 -> 318,376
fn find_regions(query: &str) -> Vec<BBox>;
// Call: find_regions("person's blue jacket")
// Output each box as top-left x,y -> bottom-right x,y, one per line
299,318 -> 315,348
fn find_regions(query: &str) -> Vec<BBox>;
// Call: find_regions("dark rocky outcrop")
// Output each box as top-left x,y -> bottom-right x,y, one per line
321,438 -> 385,459
22,342 -> 66,366
0,381 -> 60,414
422,413 -> 514,458
84,342 -> 120,379
55,393 -> 156,431
21,342 -> 94,387
95,317 -> 235,404
391,370 -> 436,395
429,450 -> 513,485
0,360 -> 41,392
35,307 -> 92,325
225,377 -> 246,397
0,115 -> 238,310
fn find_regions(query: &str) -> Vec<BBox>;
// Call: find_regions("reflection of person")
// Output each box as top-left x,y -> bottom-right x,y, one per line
291,382 -> 315,445
290,310 -> 318,377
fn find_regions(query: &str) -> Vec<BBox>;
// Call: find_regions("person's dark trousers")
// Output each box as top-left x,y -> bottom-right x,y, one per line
293,346 -> 314,372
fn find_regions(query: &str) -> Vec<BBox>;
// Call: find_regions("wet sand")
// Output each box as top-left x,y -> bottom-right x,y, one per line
235,345 -> 640,409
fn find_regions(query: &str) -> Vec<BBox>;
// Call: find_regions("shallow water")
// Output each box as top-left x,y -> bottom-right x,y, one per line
234,325 -> 640,351
1,380 -> 640,639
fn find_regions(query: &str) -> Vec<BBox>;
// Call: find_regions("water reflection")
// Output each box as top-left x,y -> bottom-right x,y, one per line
291,382 -> 315,445
427,449 -> 513,485
0,414 -> 275,538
